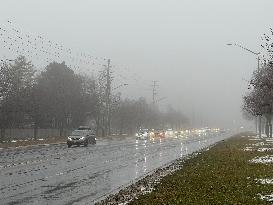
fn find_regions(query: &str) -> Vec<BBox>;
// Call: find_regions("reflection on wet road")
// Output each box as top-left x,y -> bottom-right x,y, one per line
0,133 -> 231,205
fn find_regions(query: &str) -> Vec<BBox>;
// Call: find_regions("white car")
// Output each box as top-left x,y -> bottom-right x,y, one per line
136,129 -> 149,140
165,129 -> 174,138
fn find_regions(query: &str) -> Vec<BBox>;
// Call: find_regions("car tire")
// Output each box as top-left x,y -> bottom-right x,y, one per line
84,140 -> 88,147
68,144 -> 72,148
91,138 -> 96,145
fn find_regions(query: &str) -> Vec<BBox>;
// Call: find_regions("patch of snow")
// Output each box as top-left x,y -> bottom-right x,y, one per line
139,186 -> 145,192
258,193 -> 273,202
250,155 -> 273,164
262,134 -> 268,138
258,148 -> 273,152
249,138 -> 262,141
11,140 -> 17,143
243,147 -> 254,151
256,178 -> 273,184
251,135 -> 261,139
252,142 -> 265,147
38,138 -> 44,141
143,187 -> 154,194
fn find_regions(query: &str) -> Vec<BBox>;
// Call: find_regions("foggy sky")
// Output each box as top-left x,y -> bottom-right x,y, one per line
1,0 -> 272,129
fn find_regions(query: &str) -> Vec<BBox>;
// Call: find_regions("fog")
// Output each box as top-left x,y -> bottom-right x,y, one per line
1,0 -> 272,129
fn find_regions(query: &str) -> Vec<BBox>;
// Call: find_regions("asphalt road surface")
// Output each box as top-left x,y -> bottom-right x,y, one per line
0,132 -> 231,205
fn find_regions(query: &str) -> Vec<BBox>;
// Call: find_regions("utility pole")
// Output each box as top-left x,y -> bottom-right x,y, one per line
105,59 -> 111,136
257,55 -> 262,137
152,80 -> 159,105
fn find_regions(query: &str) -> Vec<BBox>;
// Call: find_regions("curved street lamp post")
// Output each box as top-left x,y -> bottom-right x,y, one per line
227,43 -> 262,137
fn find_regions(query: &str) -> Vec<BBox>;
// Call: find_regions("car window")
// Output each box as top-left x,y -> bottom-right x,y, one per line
71,130 -> 86,136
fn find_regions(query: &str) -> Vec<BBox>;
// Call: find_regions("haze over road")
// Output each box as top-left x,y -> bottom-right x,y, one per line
0,132 -> 230,205
1,1 -> 273,129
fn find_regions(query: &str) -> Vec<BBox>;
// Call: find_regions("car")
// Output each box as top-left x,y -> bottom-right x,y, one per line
150,129 -> 165,139
67,127 -> 96,148
175,131 -> 185,138
165,129 -> 174,138
136,129 -> 149,140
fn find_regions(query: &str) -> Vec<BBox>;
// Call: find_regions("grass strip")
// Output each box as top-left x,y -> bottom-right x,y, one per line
131,133 -> 273,205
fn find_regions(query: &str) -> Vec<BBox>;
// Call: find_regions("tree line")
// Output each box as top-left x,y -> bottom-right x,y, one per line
243,30 -> 273,137
0,56 -> 188,140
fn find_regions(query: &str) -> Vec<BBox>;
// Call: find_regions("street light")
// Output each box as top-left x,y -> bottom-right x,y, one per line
227,43 -> 260,70
227,43 -> 261,137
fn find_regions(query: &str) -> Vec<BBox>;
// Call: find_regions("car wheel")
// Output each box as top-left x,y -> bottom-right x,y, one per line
84,140 -> 88,147
90,138 -> 96,145
68,144 -> 72,148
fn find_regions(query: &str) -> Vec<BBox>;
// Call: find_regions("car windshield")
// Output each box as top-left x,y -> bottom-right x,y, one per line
78,127 -> 91,130
71,130 -> 85,136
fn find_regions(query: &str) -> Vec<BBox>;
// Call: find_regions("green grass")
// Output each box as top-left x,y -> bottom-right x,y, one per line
130,133 -> 273,205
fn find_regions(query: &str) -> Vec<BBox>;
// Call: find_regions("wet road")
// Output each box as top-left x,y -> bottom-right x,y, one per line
0,132 -> 231,205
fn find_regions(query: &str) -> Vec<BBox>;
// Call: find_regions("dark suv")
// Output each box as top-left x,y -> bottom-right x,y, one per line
67,126 -> 96,148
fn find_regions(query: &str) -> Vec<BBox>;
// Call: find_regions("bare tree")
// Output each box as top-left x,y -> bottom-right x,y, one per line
243,64 -> 273,137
